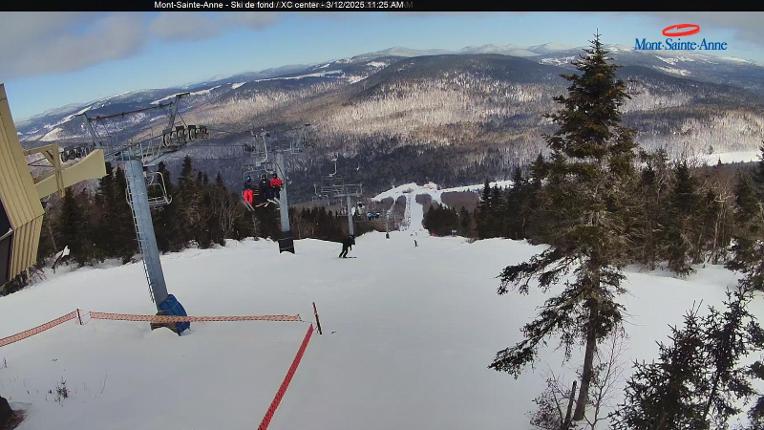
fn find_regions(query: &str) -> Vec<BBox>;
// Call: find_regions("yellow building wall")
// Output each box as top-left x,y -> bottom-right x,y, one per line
0,84 -> 44,280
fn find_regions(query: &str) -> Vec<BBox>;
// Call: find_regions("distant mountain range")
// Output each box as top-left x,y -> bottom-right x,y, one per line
15,43 -> 764,199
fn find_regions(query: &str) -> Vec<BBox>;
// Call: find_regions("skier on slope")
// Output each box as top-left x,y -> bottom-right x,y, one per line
339,235 -> 355,258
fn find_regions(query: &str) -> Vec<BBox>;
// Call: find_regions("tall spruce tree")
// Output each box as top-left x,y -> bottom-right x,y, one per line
490,34 -> 637,422
525,153 -> 550,243
611,289 -> 763,429
112,167 -> 137,263
504,168 -> 529,240
610,308 -> 708,430
750,360 -> 764,429
57,188 -> 89,266
92,162 -> 119,260
631,150 -> 670,267
752,143 -> 764,199
153,162 -> 184,252
662,161 -> 700,275
490,185 -> 504,236
476,179 -> 498,239
458,207 -> 472,237
726,173 -> 764,291
700,288 -> 763,426
176,156 -> 201,245
723,148 -> 764,426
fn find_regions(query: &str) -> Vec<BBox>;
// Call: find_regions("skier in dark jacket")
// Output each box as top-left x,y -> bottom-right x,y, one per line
244,176 -> 254,190
258,174 -> 271,203
339,235 -> 355,258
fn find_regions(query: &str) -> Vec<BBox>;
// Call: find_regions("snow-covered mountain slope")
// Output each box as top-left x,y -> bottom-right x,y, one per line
1,232 -> 761,429
14,44 -> 764,197
373,181 -> 513,205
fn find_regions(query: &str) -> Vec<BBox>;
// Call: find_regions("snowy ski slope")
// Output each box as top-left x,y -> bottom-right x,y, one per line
0,195 -> 761,429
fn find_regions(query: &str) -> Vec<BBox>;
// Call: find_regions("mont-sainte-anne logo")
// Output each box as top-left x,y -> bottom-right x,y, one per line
635,23 -> 728,51
662,23 -> 700,37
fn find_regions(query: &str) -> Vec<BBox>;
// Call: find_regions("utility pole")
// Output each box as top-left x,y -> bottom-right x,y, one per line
346,194 -> 355,236
385,209 -> 390,239
316,160 -> 362,238
317,181 -> 362,237
275,151 -> 294,253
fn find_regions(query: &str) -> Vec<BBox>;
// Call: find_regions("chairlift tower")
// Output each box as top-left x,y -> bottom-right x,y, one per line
317,175 -> 363,236
80,93 -> 208,315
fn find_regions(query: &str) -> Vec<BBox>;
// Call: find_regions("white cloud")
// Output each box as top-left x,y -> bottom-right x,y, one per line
148,12 -> 277,41
0,12 -> 280,81
150,12 -> 222,40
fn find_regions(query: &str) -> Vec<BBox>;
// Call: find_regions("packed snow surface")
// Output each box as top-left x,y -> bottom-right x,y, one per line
1,197 -> 762,428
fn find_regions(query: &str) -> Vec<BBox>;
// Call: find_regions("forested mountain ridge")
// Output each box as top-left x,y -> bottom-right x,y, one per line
16,44 -> 764,199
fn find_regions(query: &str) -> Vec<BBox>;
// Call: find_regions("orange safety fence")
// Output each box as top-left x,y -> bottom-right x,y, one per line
89,311 -> 302,323
1,309 -> 316,429
0,310 -> 80,348
0,309 -> 304,349
258,323 -> 314,430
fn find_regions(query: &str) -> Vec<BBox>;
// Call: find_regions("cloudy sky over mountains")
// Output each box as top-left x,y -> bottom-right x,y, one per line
1,12 -> 762,119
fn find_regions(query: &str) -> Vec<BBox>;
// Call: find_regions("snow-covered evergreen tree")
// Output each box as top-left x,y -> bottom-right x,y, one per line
490,34 -> 638,422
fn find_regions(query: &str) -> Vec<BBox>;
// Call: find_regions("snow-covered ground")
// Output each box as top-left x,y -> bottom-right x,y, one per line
1,198 -> 762,429
373,181 -> 513,205
694,150 -> 762,165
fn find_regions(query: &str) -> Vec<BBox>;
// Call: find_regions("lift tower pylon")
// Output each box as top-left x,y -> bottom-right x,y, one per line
80,93 -> 205,321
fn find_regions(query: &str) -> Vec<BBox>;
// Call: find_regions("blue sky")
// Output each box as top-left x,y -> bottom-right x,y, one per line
1,12 -> 762,120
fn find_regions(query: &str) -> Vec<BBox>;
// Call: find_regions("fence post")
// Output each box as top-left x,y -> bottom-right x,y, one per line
76,308 -> 83,325
312,302 -> 323,335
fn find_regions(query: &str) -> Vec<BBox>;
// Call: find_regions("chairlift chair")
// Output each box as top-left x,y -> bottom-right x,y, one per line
240,165 -> 279,211
162,128 -> 180,148
186,125 -> 197,140
145,171 -> 172,208
125,171 -> 172,209
174,126 -> 187,144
